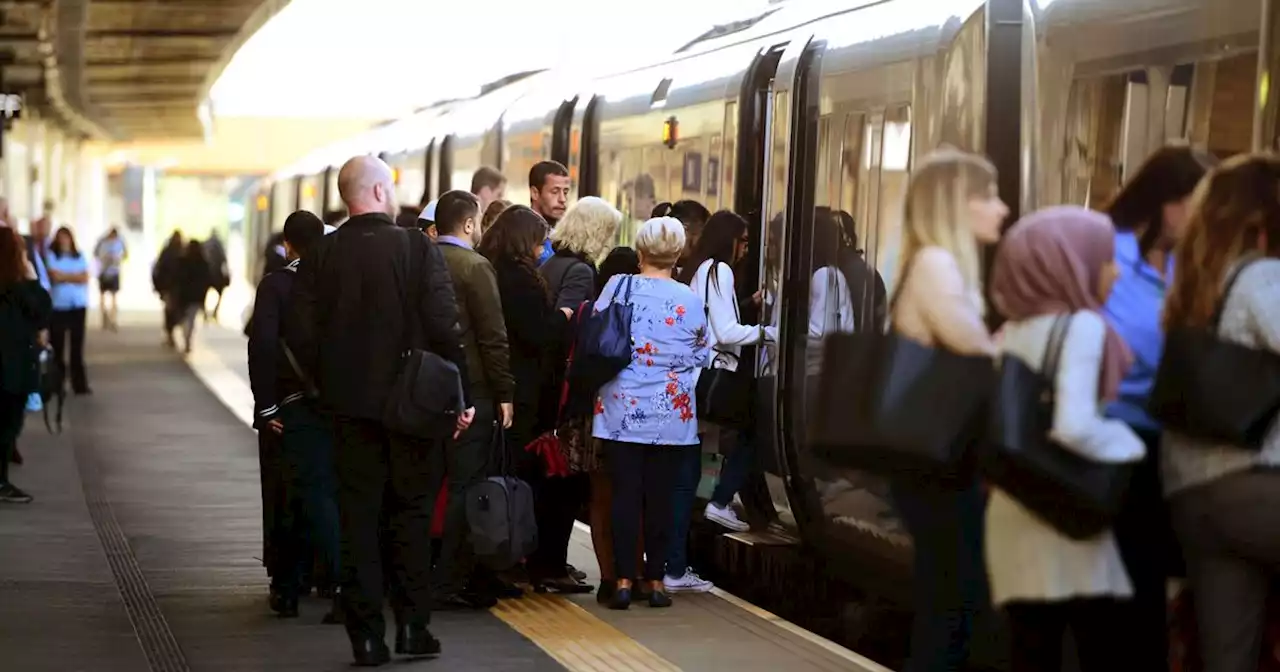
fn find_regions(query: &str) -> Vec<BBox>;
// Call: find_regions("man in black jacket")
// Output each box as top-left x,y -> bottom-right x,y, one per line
286,155 -> 474,666
248,211 -> 339,623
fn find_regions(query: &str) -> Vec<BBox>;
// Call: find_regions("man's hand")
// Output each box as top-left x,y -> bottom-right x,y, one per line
559,307 -> 574,319
499,402 -> 514,429
454,407 -> 476,438
268,419 -> 284,435
36,329 -> 49,348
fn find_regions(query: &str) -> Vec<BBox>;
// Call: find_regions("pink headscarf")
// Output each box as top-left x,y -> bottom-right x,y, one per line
990,206 -> 1132,402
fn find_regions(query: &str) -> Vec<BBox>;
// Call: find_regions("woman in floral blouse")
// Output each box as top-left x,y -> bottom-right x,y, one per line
593,216 -> 709,610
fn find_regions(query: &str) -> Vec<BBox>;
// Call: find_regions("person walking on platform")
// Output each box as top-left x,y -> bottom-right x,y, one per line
171,241 -> 212,355
0,228 -> 51,504
286,156 -> 474,666
249,210 -> 340,623
153,232 -> 184,345
94,227 -> 127,331
203,233 -> 230,324
432,190 -> 515,610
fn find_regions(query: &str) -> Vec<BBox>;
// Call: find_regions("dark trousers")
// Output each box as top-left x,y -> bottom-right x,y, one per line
607,440 -> 682,582
50,308 -> 88,392
527,470 -> 589,581
891,480 -> 987,672
258,429 -> 284,574
333,415 -> 439,641
1005,599 -> 1136,672
0,392 -> 25,484
429,401 -> 495,597
665,443 -> 701,579
711,428 -> 755,507
1113,427 -> 1174,670
272,401 -> 340,598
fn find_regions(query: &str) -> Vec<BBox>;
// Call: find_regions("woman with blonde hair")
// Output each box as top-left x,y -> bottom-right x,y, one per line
890,147 -> 1006,672
1162,154 -> 1280,672
541,196 -> 622,311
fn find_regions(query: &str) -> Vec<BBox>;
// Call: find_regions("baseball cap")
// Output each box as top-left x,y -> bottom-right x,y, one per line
419,199 -> 438,224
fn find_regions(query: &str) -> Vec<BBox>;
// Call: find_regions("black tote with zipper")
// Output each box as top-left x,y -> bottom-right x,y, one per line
695,263 -> 754,429
1150,258 -> 1280,449
982,315 -> 1134,540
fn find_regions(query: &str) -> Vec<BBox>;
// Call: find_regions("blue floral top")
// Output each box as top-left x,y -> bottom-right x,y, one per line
592,275 -> 709,446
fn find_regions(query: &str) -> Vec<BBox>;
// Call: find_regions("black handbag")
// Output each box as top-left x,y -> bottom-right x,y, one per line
382,230 -> 465,439
695,263 -> 754,428
571,274 -> 634,390
982,316 -> 1134,540
809,329 -> 995,480
1150,258 -> 1280,449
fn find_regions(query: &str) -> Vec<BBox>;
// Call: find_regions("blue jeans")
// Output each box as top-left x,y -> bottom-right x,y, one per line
664,442 -> 702,580
711,428 -> 755,507
891,479 -> 987,672
274,400 -> 340,597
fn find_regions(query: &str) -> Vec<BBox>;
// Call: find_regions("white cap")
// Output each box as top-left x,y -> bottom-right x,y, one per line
420,199 -> 438,223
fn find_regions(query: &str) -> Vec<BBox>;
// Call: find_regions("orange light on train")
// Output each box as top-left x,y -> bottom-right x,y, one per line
663,116 -> 679,149
256,195 -> 268,211
303,184 -> 316,199
392,168 -> 401,184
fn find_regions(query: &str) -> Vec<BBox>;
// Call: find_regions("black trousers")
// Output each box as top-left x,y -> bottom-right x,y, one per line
1113,427 -> 1175,670
527,470 -> 590,581
429,401 -> 494,597
273,401 -> 340,599
258,429 -> 284,575
606,440 -> 682,582
50,308 -> 88,392
0,392 -> 25,484
1005,599 -> 1136,672
333,415 -> 439,641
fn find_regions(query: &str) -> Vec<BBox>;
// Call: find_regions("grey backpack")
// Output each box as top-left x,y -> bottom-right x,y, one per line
465,428 -> 537,571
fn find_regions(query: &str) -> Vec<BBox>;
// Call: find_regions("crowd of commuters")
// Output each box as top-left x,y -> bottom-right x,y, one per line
151,229 -> 232,353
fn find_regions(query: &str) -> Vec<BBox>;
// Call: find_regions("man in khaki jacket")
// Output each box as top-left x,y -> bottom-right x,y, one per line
430,189 -> 515,609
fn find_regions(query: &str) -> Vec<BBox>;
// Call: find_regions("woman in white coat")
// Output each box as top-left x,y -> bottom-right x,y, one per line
987,206 -> 1144,671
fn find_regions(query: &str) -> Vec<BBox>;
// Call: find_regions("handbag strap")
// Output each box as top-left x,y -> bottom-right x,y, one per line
280,339 -> 317,394
1211,256 -> 1261,329
397,228 -> 423,355
1041,314 -> 1073,403
554,302 -> 589,425
702,262 -> 741,367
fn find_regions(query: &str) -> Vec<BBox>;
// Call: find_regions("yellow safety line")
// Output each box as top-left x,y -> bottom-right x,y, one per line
491,592 -> 682,672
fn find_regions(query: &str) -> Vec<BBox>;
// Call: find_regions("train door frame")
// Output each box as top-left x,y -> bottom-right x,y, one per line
575,95 -> 601,197
438,135 -> 454,194
550,96 -> 579,167
423,140 -> 436,206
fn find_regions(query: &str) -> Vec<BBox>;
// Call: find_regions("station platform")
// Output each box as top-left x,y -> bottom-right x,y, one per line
0,314 -> 888,671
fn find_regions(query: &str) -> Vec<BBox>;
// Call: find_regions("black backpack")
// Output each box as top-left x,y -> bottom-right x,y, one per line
465,428 -> 537,571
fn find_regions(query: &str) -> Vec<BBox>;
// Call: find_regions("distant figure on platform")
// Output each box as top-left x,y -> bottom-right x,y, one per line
203,233 -> 230,324
94,227 -> 127,331
287,155 -> 474,666
171,241 -> 211,354
470,166 -> 506,215
46,227 -> 92,395
153,231 -> 184,344
0,227 -> 51,505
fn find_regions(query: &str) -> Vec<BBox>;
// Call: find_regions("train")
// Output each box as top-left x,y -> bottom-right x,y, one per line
249,0 -> 1272,664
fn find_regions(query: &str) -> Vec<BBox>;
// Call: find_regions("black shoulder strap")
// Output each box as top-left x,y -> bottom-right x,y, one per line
1212,256 -> 1260,328
398,228 -> 423,353
1042,314 -> 1073,401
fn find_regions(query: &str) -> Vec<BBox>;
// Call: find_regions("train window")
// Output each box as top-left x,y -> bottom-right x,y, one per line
707,133 -> 722,210
874,105 -> 912,296
722,101 -> 737,211
839,112 -> 866,248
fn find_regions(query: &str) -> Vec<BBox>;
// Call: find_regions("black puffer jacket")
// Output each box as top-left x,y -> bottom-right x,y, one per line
285,213 -> 471,421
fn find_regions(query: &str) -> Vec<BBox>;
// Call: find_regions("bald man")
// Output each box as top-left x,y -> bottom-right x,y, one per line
285,155 -> 474,665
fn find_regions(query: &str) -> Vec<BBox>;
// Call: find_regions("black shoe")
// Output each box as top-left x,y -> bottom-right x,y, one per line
268,589 -> 297,617
435,591 -> 498,611
482,578 -> 524,599
533,577 -> 593,594
648,590 -> 673,608
566,563 -> 587,581
394,623 -> 441,658
0,483 -> 33,504
321,594 -> 343,625
608,587 -> 632,611
597,579 -> 616,605
351,637 -> 391,667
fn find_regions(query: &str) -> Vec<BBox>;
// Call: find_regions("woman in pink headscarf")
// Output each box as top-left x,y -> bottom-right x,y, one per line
985,205 -> 1146,671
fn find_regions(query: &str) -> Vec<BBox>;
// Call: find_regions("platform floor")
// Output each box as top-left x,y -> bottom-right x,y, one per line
0,315 -> 888,671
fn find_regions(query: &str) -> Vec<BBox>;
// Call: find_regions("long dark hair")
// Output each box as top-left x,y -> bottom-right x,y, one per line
1106,145 -> 1214,258
478,204 -> 550,296
52,226 -> 79,258
679,210 -> 747,287
597,246 -> 640,294
0,228 -> 25,289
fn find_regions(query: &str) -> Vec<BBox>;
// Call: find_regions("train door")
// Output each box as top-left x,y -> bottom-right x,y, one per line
438,135 -> 454,194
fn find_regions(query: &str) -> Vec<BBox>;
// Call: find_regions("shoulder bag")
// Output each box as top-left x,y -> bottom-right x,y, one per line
808,258 -> 996,480
695,263 -> 754,429
569,274 -> 634,395
382,229 -> 465,439
467,425 -> 538,571
981,315 -> 1133,540
1150,258 -> 1280,449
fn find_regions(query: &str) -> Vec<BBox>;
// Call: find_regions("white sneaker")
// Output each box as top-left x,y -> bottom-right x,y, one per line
663,569 -> 714,593
704,502 -> 750,532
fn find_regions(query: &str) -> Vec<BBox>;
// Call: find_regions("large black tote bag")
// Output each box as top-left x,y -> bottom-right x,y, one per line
695,264 -> 754,428
1150,258 -> 1280,449
809,329 -> 995,479
982,316 -> 1133,540
382,230 -> 465,439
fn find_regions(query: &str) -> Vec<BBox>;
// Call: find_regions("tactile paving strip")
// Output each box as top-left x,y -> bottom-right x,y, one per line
493,592 -> 682,671
73,432 -> 190,672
